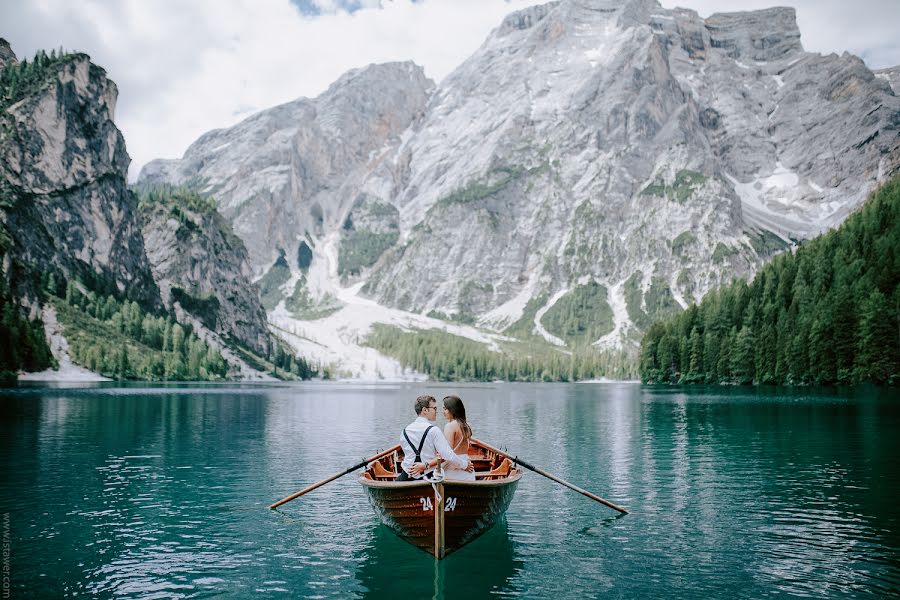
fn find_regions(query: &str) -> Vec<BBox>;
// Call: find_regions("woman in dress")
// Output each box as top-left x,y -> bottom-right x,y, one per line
441,395 -> 476,481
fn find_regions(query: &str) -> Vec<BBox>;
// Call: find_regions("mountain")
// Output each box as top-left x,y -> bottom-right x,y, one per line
0,41 -> 303,380
357,0 -> 899,338
640,177 -> 900,386
138,0 -> 900,377
140,61 -> 434,271
0,42 -> 161,310
138,188 -> 271,356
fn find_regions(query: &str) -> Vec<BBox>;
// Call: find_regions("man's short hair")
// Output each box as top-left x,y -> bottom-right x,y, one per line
415,395 -> 436,415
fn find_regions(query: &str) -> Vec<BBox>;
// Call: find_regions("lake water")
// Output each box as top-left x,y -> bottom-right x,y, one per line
2,382 -> 899,598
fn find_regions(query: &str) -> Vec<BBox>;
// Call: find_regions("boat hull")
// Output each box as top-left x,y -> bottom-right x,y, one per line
359,473 -> 521,557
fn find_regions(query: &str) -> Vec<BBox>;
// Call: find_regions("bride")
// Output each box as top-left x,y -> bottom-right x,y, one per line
440,395 -> 476,481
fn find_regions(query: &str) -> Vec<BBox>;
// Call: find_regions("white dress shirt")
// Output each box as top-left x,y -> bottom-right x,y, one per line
400,416 -> 470,478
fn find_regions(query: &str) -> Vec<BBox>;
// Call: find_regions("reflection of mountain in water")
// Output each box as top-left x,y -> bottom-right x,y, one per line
356,519 -> 522,599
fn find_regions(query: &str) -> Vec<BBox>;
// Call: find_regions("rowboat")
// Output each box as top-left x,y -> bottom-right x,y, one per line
358,438 -> 523,558
271,440 -> 626,555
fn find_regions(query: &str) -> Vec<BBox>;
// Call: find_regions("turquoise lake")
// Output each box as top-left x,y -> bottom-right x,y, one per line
2,382 -> 899,598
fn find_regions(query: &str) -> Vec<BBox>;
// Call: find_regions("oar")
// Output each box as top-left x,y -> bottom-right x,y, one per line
471,438 -> 628,514
270,444 -> 401,510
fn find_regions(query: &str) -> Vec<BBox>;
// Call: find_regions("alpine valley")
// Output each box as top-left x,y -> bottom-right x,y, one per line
3,0 -> 899,381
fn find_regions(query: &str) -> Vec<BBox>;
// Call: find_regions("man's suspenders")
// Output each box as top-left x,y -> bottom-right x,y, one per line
403,425 -> 434,464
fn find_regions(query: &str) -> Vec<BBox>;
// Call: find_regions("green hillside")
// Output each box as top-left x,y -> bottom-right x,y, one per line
640,178 -> 900,386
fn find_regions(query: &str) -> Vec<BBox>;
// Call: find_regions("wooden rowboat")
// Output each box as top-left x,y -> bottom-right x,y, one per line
358,438 -> 522,559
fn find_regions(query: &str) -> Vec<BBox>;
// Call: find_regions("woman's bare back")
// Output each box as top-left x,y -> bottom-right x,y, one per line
444,420 -> 468,455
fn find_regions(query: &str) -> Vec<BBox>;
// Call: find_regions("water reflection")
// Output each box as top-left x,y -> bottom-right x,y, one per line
356,520 -> 522,600
2,383 -> 899,598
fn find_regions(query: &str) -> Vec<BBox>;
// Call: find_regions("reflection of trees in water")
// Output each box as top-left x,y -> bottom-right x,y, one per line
356,519 -> 522,600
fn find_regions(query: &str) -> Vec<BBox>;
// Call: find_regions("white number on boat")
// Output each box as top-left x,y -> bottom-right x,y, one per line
419,497 -> 434,511
445,497 -> 457,512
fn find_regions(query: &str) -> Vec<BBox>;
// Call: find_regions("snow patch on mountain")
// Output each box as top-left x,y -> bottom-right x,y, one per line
270,267 -> 512,379
533,290 -> 567,347
479,275 -> 540,329
594,280 -> 631,351
727,163 -> 849,240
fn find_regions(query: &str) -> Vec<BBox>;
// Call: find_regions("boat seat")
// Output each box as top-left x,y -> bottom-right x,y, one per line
471,458 -> 493,470
477,457 -> 512,480
369,460 -> 398,480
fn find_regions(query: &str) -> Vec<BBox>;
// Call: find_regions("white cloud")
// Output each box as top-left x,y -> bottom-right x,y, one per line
2,0 -> 898,181
1,0 -> 544,180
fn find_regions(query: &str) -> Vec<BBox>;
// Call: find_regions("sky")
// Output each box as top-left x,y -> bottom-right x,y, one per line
2,0 -> 899,181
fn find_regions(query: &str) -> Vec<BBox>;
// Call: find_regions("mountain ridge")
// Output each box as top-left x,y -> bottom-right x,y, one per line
0,43 -> 304,381
136,0 -> 900,376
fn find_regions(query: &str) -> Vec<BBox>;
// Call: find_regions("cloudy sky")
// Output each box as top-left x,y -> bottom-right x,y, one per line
2,0 -> 898,181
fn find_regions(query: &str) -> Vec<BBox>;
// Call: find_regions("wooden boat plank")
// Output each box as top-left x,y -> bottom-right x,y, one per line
359,464 -> 521,557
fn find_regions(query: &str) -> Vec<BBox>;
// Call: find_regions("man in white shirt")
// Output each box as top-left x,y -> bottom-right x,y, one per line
398,395 -> 472,481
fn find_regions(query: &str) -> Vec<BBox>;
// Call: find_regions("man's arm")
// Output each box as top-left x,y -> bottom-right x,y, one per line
429,428 -> 469,470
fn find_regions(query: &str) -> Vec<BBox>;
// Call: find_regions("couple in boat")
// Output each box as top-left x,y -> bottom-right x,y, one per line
397,394 -> 476,482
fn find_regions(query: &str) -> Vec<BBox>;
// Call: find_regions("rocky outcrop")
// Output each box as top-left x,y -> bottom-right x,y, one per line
359,0 -> 900,338
139,190 -> 271,355
139,61 -> 434,272
0,38 -> 17,70
704,7 -> 801,62
875,65 -> 900,95
138,0 -> 900,348
0,51 -> 161,309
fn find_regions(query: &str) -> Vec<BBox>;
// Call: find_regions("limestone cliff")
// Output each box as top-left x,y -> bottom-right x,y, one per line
140,61 -> 434,273
0,45 -> 285,379
360,0 -> 900,342
137,0 -> 900,358
0,49 -> 161,309
138,188 -> 271,355
0,38 -> 17,71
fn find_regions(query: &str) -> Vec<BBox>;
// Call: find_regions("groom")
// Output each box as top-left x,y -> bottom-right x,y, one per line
397,395 -> 471,481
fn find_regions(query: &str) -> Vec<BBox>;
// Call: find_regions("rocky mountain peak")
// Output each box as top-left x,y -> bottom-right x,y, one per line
0,38 -> 17,70
326,61 -> 431,96
875,65 -> 900,95
314,60 -> 434,159
495,1 -> 560,36
138,60 -> 434,271
140,0 -> 900,369
1,50 -> 160,309
705,7 -> 802,62
492,0 -> 662,44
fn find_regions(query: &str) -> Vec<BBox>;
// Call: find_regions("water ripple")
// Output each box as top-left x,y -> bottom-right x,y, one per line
2,383 -> 899,598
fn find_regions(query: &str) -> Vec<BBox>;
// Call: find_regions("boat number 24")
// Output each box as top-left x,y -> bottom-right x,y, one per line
419,497 -> 457,511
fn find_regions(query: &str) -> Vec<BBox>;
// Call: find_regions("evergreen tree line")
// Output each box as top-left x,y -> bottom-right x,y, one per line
0,48 -> 76,110
640,178 -> 900,386
137,185 -> 316,380
136,184 -> 317,379
367,324 -> 638,382
270,342 -> 315,379
539,281 -> 615,346
137,185 -> 217,215
0,273 -> 55,383
61,280 -> 229,381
